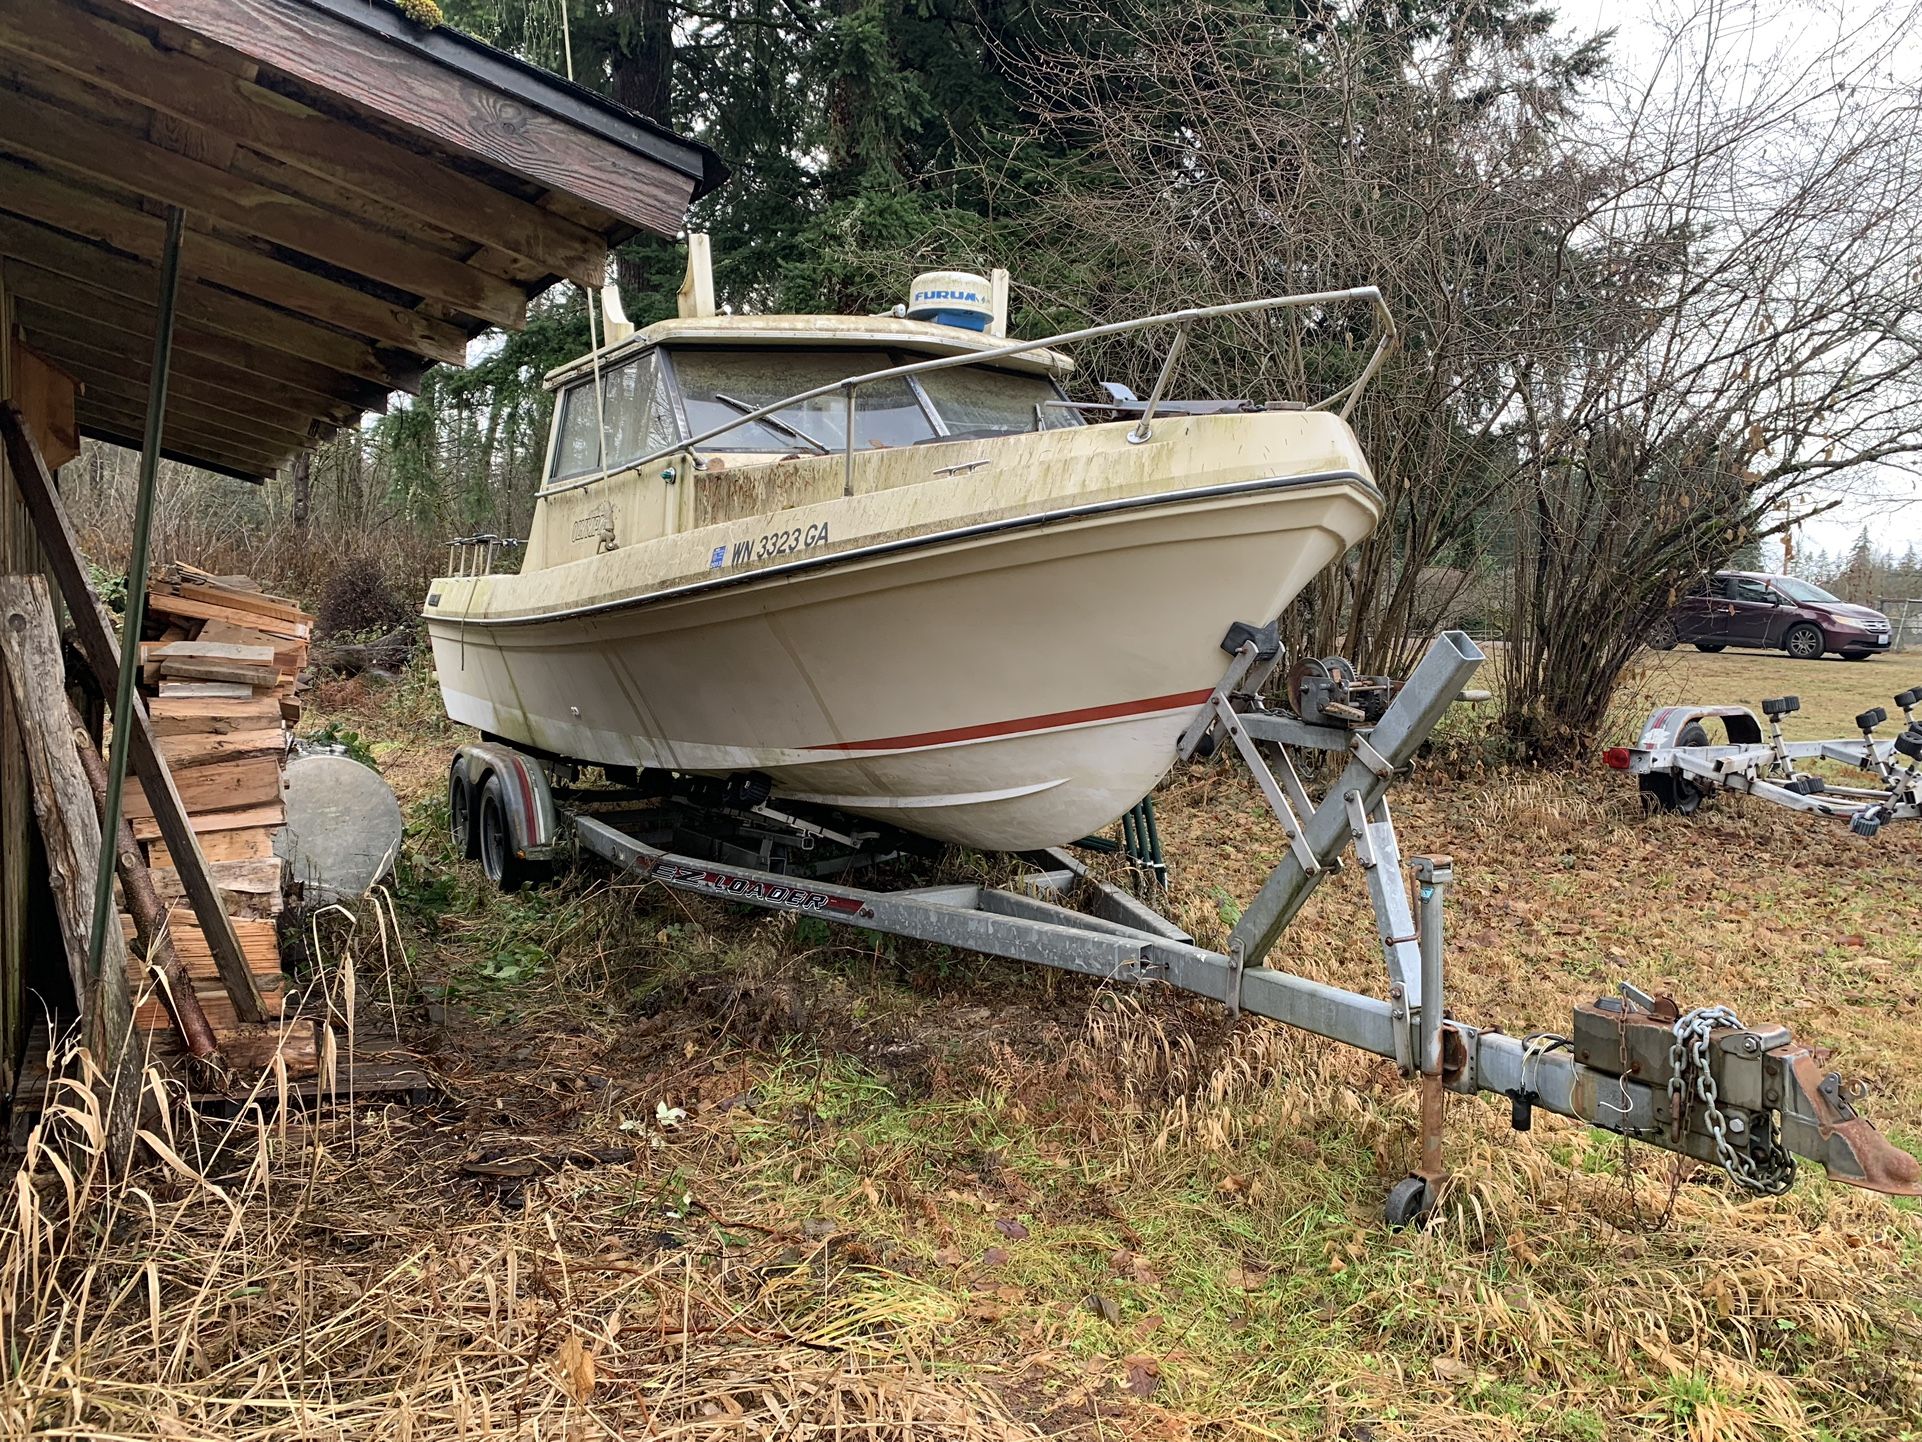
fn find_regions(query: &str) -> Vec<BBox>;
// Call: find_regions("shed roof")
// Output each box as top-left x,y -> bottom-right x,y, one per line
0,0 -> 726,480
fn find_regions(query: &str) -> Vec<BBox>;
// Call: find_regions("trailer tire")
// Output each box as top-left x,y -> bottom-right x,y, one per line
478,773 -> 543,891
449,765 -> 479,860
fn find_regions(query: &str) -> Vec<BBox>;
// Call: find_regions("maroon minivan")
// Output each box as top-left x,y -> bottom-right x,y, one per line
1652,571 -> 1892,660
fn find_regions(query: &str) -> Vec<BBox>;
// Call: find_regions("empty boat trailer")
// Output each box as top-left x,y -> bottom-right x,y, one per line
448,631 -> 1921,1223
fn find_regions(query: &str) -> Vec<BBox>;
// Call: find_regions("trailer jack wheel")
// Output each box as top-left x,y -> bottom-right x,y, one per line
1383,1175 -> 1435,1229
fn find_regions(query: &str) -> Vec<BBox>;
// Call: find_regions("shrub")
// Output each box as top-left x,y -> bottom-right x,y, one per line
315,556 -> 409,638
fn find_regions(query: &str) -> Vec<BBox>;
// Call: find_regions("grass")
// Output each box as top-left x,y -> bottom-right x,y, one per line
5,645 -> 1922,1439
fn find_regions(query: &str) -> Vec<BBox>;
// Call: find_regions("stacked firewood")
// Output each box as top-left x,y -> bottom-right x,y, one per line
123,563 -> 314,1034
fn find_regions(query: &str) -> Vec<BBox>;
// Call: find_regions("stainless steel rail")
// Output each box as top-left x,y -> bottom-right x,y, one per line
541,286 -> 1399,499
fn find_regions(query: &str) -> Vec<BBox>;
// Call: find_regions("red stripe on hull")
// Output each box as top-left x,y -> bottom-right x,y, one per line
807,688 -> 1213,753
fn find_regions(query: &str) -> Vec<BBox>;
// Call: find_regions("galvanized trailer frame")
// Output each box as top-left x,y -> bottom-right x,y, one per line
1611,690 -> 1922,835
454,632 -> 1921,1221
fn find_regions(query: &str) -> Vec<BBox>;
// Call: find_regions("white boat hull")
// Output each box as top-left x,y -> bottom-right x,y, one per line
430,471 -> 1377,850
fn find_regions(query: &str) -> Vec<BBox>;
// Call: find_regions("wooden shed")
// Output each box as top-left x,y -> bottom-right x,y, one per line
0,0 -> 723,1104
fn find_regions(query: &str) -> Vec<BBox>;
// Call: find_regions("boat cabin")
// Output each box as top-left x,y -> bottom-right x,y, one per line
539,314 -> 1081,488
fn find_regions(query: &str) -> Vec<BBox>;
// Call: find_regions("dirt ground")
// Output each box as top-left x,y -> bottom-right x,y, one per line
6,644 -> 1920,1440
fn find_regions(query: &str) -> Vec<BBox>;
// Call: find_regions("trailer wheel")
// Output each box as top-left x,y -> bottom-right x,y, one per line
1639,724 -> 1710,815
449,765 -> 479,860
1384,1175 -> 1433,1229
478,773 -> 540,891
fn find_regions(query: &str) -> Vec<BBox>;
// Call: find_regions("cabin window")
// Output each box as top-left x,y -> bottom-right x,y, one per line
917,366 -> 1081,436
670,348 -> 937,453
549,351 -> 678,481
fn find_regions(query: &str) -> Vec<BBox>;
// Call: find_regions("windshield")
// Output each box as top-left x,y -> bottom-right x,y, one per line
918,366 -> 1081,435
1771,577 -> 1842,605
549,351 -> 678,482
670,349 -> 937,452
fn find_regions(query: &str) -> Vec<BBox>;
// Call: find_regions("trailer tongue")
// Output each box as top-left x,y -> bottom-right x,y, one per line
454,630 -> 1922,1224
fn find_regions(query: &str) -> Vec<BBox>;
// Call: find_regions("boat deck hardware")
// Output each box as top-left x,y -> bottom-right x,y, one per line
1607,691 -> 1922,834
452,633 -> 1921,1224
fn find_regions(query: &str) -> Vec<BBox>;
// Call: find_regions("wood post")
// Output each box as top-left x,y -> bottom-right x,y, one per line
67,701 -> 220,1061
0,401 -> 267,1022
0,575 -> 139,1156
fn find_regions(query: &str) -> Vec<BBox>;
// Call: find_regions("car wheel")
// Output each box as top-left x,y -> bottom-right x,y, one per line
1647,619 -> 1679,651
479,773 -> 538,892
1694,643 -> 1726,653
1784,623 -> 1825,660
449,765 -> 479,860
1842,651 -> 1871,662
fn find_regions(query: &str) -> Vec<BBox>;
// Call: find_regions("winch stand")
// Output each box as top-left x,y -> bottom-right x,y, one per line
537,631 -> 1920,1221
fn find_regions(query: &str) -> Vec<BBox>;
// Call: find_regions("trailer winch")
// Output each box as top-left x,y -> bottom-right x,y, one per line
449,632 -> 1922,1224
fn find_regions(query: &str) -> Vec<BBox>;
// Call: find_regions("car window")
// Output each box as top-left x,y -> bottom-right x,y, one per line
1773,576 -> 1843,605
1729,578 -> 1773,604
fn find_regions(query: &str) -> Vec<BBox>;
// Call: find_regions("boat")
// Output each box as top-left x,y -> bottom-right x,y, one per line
423,241 -> 1394,851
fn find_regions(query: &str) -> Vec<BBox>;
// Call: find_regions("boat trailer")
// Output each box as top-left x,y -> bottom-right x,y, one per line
450,632 -> 1921,1223
1609,689 -> 1922,835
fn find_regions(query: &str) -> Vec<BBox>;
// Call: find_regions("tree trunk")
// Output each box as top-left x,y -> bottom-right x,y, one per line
290,449 -> 311,534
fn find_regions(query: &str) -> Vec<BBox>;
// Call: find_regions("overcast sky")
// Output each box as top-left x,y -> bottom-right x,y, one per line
1556,0 -> 1922,570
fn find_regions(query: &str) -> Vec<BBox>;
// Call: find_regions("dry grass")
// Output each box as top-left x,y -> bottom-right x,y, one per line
7,644 -> 1922,1440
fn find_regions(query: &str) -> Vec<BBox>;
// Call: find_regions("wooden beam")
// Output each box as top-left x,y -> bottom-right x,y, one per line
24,328 -> 344,437
1,404 -> 268,1021
1,235 -> 415,393
0,157 -> 469,363
78,409 -> 289,482
115,0 -> 698,237
0,574 -> 139,1155
0,1 -> 610,288
77,389 -> 294,467
0,84 -> 529,328
14,299 -> 378,422
74,370 -> 314,453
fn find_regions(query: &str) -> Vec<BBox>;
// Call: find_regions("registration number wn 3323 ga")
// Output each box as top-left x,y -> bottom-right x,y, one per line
709,522 -> 830,570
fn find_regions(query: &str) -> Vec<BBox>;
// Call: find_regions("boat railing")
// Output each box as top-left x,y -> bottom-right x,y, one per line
542,286 -> 1396,500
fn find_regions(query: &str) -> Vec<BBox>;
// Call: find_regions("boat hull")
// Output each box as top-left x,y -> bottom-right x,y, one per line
428,471 -> 1377,850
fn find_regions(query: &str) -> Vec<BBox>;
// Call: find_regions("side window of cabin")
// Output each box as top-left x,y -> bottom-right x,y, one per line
548,351 -> 682,482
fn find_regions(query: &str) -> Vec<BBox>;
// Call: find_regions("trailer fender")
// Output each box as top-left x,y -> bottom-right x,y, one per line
451,743 -> 564,861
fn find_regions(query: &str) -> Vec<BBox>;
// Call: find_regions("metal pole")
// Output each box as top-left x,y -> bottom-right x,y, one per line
85,205 -> 185,981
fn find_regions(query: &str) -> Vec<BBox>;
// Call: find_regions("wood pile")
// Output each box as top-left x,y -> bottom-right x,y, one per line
126,563 -> 312,1035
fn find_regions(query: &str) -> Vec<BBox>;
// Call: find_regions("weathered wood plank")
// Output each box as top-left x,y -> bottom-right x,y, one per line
116,0 -> 697,237
0,575 -> 139,1151
149,695 -> 285,734
130,801 -> 284,844
156,727 -> 284,769
121,756 -> 283,821
156,681 -> 257,700
156,657 -> 278,688
77,398 -> 294,479
162,582 -> 309,626
69,702 -> 218,1058
0,86 -> 529,327
1,403 -> 267,1022
0,155 -> 470,362
146,641 -> 277,666
146,592 -> 311,639
147,828 -> 277,868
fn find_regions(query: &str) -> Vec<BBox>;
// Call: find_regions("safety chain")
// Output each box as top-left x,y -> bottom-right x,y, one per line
1668,1006 -> 1796,1195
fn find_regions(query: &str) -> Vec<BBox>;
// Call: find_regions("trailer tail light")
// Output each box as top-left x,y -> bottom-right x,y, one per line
1602,747 -> 1632,770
